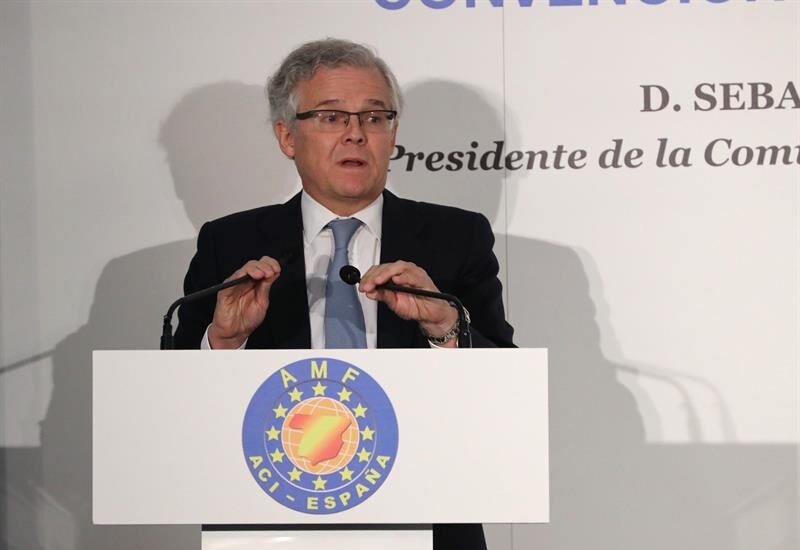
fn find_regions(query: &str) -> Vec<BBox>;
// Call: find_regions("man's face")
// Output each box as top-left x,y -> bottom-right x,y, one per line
275,66 -> 397,216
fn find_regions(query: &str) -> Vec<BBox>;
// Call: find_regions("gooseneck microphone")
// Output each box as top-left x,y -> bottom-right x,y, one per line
160,250 -> 299,350
339,265 -> 472,348
160,274 -> 250,350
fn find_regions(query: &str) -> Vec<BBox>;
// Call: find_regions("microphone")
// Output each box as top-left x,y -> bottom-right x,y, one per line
160,249 -> 300,350
339,265 -> 362,286
339,265 -> 472,348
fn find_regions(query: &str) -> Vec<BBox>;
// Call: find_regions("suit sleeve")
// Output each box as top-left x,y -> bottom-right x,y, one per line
456,213 -> 515,348
173,222 -> 221,349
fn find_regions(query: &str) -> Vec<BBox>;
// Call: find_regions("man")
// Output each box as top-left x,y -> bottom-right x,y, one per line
175,38 -> 514,550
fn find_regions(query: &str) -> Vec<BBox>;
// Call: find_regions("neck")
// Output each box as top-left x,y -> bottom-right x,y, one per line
304,190 -> 381,218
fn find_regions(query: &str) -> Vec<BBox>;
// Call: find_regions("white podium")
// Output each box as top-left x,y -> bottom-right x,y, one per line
93,349 -> 548,548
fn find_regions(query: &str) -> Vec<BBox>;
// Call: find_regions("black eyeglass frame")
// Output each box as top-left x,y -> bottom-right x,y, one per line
294,109 -> 398,129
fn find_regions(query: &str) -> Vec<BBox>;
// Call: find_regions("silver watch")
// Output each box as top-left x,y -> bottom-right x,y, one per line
422,308 -> 470,345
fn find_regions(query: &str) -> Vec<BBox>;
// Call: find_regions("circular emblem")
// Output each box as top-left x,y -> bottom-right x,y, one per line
242,358 -> 399,514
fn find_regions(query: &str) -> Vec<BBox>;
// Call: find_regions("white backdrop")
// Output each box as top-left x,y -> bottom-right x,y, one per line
1,1 -> 797,549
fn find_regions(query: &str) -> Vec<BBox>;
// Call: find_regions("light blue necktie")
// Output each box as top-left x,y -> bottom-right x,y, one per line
324,218 -> 367,349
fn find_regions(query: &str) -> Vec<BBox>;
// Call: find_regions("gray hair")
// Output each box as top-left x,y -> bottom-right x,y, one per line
266,38 -> 403,126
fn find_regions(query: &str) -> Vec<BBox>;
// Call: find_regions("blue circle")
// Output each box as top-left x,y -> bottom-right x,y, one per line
242,357 -> 399,514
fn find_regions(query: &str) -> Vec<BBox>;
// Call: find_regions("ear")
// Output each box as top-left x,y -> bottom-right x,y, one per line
274,120 -> 296,159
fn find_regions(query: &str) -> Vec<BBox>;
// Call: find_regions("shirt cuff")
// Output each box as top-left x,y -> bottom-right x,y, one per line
201,325 -> 247,350
428,339 -> 458,349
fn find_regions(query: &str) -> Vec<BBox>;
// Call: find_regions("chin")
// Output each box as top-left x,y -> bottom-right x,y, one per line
335,180 -> 382,200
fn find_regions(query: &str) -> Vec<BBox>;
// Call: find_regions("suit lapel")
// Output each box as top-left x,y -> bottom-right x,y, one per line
378,191 -> 427,349
251,190 -> 429,349
251,192 -> 311,349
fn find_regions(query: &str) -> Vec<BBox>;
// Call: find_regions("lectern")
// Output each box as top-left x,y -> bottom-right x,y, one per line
93,349 -> 548,549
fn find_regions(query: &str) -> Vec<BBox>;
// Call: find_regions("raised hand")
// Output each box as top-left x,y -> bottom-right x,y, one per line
358,261 -> 458,347
208,256 -> 281,349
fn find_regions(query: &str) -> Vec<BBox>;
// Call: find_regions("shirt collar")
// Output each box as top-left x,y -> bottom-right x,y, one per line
301,191 -> 383,245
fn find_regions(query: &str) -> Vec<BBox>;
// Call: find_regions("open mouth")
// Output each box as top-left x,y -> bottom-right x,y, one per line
340,159 -> 367,167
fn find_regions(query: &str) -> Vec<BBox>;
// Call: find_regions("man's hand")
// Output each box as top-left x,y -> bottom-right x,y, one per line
358,261 -> 459,348
208,256 -> 281,349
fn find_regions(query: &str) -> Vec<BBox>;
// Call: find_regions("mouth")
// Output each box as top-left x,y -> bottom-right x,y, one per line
339,158 -> 368,168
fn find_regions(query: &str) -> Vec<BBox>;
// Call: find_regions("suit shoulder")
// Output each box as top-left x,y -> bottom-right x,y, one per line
390,194 -> 489,227
203,204 -> 278,231
199,194 -> 299,239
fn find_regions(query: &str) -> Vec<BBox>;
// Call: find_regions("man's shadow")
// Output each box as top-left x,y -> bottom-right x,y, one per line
24,79 -> 797,550
37,82 -> 297,549
392,80 -> 797,550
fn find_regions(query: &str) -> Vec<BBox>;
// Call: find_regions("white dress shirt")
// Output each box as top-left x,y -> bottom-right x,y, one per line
302,191 -> 382,349
202,191 -> 382,349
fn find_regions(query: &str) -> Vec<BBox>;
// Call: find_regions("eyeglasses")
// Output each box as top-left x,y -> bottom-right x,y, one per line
295,109 -> 398,134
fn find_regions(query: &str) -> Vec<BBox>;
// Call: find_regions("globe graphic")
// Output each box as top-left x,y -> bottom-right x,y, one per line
282,397 -> 360,475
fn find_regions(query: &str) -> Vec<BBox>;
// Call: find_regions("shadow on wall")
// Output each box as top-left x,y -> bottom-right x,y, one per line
2,78 -> 796,550
393,80 -> 797,550
4,82 -> 296,550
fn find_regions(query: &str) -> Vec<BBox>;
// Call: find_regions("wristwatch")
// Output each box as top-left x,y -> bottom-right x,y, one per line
421,307 -> 470,346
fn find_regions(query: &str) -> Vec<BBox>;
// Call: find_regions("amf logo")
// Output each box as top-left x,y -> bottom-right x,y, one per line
376,0 -> 781,9
242,357 -> 399,514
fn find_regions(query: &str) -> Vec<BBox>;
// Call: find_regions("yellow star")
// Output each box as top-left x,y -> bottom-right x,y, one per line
337,387 -> 352,402
270,448 -> 285,463
339,466 -> 354,481
288,387 -> 303,402
312,476 -> 327,490
360,426 -> 375,441
273,403 -> 287,418
288,467 -> 302,482
266,426 -> 280,441
352,403 -> 367,418
357,448 -> 371,463
312,381 -> 327,396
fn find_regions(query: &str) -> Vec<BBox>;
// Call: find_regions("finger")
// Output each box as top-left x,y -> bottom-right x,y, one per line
245,261 -> 277,281
363,262 -> 435,294
358,265 -> 383,292
216,264 -> 270,303
359,262 -> 407,292
224,260 -> 259,282
239,269 -> 280,302
388,268 -> 433,290
256,277 -> 271,309
378,260 -> 412,280
257,256 -> 282,275
228,258 -> 280,283
365,286 -> 398,309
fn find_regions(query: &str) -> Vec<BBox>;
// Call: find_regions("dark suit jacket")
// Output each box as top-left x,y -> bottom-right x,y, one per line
175,190 -> 513,350
174,190 -> 514,550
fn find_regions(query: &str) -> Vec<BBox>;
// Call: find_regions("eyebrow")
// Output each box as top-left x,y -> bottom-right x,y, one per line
311,98 -> 390,110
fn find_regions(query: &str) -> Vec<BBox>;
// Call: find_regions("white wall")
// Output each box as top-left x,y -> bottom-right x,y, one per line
1,1 -> 797,549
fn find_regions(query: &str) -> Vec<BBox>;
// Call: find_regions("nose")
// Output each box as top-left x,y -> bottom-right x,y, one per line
341,113 -> 366,144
